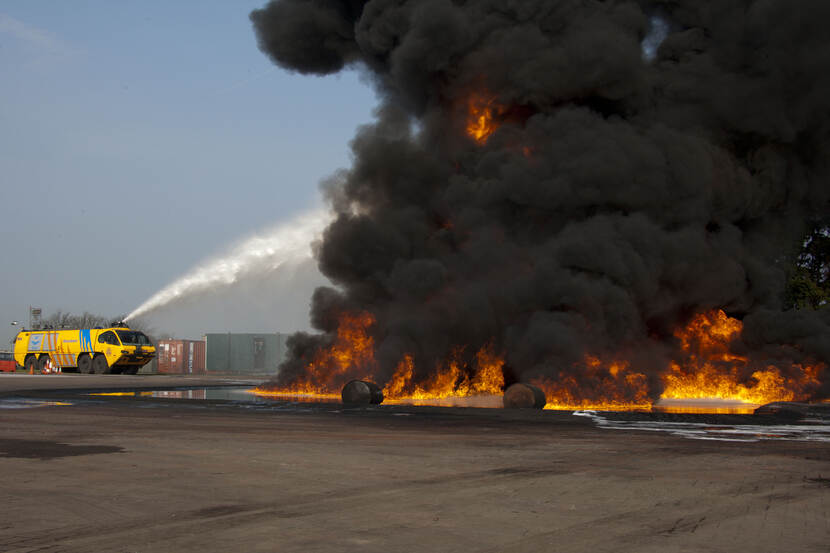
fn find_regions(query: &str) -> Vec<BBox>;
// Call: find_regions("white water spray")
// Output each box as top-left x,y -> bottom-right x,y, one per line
126,209 -> 332,321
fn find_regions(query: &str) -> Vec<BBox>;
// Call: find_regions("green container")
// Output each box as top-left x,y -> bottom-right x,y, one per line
204,333 -> 290,375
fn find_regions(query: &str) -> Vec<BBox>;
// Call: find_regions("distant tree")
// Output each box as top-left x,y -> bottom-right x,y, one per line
41,311 -> 111,329
785,219 -> 829,310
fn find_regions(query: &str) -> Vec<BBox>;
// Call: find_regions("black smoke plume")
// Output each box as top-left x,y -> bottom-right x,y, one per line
251,0 -> 830,399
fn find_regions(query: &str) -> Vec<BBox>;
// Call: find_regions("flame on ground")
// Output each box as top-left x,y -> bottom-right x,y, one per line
660,309 -> 822,405
383,344 -> 504,400
255,311 -> 504,401
536,355 -> 653,411
255,311 -> 377,398
256,309 -> 824,411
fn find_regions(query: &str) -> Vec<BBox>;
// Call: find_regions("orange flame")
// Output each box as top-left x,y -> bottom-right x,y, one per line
257,311 -> 377,397
660,310 -> 822,405
383,343 -> 504,400
536,355 -> 652,411
466,93 -> 503,144
256,312 -> 504,401
535,310 -> 823,410
256,308 -> 824,411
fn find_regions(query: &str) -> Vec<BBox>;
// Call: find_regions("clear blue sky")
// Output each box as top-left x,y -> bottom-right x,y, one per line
0,1 -> 377,345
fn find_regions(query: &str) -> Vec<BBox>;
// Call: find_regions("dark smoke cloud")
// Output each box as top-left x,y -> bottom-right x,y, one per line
252,0 -> 830,398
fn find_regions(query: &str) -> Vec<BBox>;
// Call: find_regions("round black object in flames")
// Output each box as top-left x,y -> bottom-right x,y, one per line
341,380 -> 384,405
503,384 -> 547,409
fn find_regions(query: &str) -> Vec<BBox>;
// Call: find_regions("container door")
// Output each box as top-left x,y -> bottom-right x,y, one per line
253,337 -> 265,370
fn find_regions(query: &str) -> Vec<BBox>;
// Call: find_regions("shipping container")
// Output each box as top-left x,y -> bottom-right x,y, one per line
0,351 -> 17,373
204,333 -> 289,375
157,339 -> 206,374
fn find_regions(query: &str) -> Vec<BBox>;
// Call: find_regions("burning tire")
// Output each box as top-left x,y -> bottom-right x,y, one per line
341,380 -> 384,405
503,383 -> 546,409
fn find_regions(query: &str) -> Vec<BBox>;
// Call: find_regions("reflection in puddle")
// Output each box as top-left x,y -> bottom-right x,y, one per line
249,390 -> 340,403
248,393 -> 760,412
651,398 -> 759,415
384,395 -> 504,408
574,410 -> 830,442
90,388 -> 258,401
91,392 -> 154,397
252,389 -> 504,408
0,399 -> 72,409
88,389 -> 773,414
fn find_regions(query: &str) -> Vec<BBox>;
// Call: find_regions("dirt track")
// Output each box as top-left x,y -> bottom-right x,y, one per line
1,375 -> 829,552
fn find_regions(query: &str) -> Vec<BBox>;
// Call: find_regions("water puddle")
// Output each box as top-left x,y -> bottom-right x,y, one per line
650,398 -> 759,415
89,387 -> 259,402
0,398 -> 73,409
573,410 -> 830,443
78,388 -> 830,442
89,388 -> 507,408
84,389 -> 798,416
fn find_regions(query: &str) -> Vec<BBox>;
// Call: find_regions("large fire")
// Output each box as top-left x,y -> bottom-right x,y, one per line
255,311 -> 378,400
383,344 -> 504,400
256,309 -> 824,411
660,309 -> 822,405
534,356 -> 652,411
255,312 -> 504,401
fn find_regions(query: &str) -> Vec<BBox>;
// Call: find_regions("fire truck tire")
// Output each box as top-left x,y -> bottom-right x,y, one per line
37,355 -> 51,373
122,367 -> 139,375
24,355 -> 37,373
77,354 -> 93,374
92,354 -> 110,374
110,366 -> 124,375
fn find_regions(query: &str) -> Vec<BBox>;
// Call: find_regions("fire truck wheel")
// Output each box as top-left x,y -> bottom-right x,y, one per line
110,366 -> 124,375
24,356 -> 37,373
122,367 -> 138,375
37,356 -> 50,373
77,354 -> 93,374
92,355 -> 110,374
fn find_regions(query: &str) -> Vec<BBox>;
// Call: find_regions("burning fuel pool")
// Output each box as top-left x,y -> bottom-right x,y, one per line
74,387 -> 830,444
90,388 -> 505,408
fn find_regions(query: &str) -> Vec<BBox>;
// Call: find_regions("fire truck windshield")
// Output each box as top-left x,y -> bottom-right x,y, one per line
116,331 -> 152,345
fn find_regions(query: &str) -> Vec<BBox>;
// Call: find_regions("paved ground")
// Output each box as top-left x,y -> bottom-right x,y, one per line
0,375 -> 828,552
0,373 -> 263,395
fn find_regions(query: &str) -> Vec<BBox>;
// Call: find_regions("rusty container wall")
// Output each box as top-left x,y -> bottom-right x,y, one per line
157,339 -> 205,374
187,340 -> 206,374
157,340 -> 186,373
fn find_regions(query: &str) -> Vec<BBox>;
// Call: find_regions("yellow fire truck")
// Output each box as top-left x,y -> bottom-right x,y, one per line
13,324 -> 156,375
